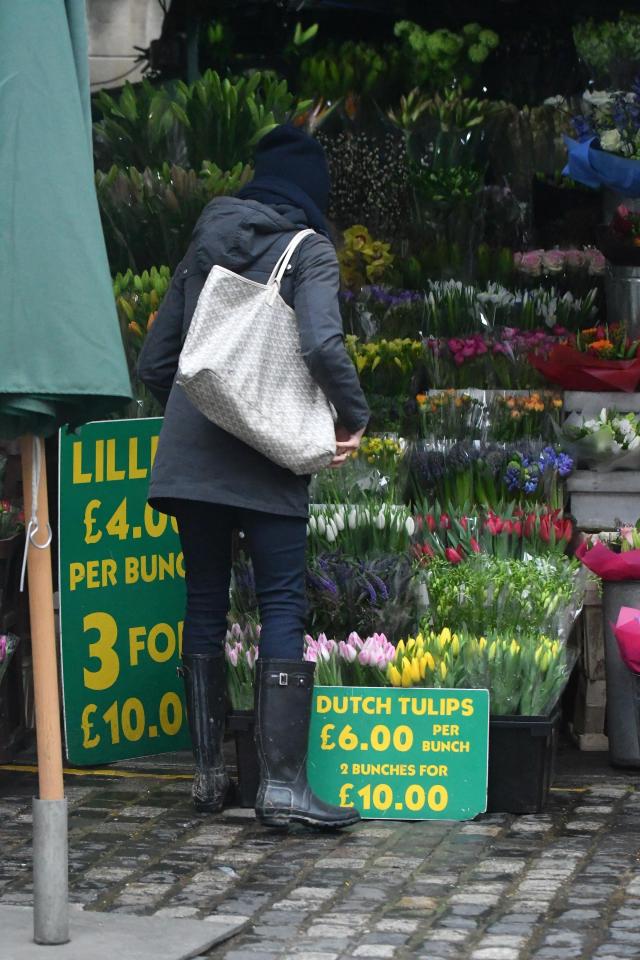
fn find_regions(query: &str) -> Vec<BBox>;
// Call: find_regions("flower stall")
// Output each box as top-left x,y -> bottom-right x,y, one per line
7,5 -> 640,810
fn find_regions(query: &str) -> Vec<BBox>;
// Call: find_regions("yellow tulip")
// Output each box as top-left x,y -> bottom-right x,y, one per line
478,636 -> 487,650
439,628 -> 451,645
402,662 -> 413,688
419,655 -> 428,680
509,639 -> 519,657
451,634 -> 460,657
439,661 -> 448,682
387,664 -> 402,687
488,641 -> 497,661
410,658 -> 421,683
406,637 -> 416,652
425,651 -> 435,672
396,639 -> 406,656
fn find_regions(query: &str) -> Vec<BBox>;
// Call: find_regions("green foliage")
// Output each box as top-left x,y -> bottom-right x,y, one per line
96,162 -> 253,273
93,70 -> 308,171
112,265 -> 172,418
93,79 -> 172,170
298,41 -> 393,102
573,13 -> 640,88
389,86 -> 496,134
393,20 -> 499,92
165,70 -> 309,170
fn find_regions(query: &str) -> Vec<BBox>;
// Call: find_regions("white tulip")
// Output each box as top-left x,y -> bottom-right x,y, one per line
308,515 -> 317,533
326,524 -> 337,543
405,516 -> 416,536
375,512 -> 386,530
317,516 -> 326,536
335,512 -> 345,531
348,508 -> 357,529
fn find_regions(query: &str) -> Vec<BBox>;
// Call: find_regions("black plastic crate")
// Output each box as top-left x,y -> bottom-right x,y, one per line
227,711 -> 259,808
486,708 -> 560,814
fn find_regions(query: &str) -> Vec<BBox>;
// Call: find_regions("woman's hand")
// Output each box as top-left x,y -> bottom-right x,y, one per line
329,424 -> 366,469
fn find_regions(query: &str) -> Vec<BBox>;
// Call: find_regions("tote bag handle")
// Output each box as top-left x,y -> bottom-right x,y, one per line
267,229 -> 316,289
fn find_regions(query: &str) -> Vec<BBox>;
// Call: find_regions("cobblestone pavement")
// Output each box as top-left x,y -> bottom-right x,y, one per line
1,746 -> 639,960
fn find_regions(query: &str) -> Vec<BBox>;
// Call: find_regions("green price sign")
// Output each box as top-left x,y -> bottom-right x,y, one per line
307,687 -> 489,820
58,419 -> 190,764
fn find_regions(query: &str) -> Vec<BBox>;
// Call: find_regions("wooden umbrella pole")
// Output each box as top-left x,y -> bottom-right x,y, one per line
20,435 -> 64,800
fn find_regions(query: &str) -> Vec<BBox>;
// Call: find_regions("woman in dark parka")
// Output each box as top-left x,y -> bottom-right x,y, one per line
138,126 -> 370,829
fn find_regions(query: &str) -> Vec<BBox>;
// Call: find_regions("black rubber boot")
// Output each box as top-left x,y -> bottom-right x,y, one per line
180,653 -> 230,813
254,658 -> 361,829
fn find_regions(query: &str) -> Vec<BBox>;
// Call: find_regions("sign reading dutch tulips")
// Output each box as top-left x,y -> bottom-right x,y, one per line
307,687 -> 489,819
59,419 -> 190,764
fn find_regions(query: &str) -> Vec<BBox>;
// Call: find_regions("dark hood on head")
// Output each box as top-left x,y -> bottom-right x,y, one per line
192,196 -> 309,276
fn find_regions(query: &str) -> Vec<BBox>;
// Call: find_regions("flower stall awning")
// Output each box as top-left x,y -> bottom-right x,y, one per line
0,0 -> 131,439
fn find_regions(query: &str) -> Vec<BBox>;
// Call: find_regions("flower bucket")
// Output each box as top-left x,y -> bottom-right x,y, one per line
605,264 -> 640,340
602,581 -> 640,768
486,707 -> 560,814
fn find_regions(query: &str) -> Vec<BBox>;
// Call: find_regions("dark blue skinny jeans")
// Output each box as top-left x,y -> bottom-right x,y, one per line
175,501 -> 307,660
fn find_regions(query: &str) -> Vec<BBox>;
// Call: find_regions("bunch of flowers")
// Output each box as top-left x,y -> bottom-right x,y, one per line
425,554 -> 582,641
385,627 -> 571,715
405,440 -> 573,509
224,622 -> 260,710
311,440 -> 404,505
306,553 -> 424,644
489,391 -> 563,442
307,502 -> 414,557
304,631 -> 396,686
423,328 -> 563,390
345,336 -> 424,397
357,436 -> 404,469
416,390 -> 485,440
575,324 -> 640,360
571,79 -> 640,160
611,205 -> 640,243
412,505 -> 573,563
577,520 -> 640,581
338,225 -> 395,291
0,501 -> 24,539
564,407 -> 640,469
504,446 -> 573,509
514,248 -> 605,279
599,206 -> 640,267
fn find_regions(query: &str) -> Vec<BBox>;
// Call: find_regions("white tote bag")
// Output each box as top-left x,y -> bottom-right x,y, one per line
176,229 -> 336,475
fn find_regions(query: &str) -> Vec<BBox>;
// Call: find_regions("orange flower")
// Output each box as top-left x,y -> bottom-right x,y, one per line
416,393 -> 427,406
147,311 -> 158,330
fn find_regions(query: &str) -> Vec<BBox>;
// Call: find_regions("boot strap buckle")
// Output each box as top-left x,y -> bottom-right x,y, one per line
278,672 -> 288,686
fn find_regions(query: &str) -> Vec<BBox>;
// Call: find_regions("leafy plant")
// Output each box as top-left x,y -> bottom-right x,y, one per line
93,79 -> 172,170
96,162 -> 253,273
93,71 -> 308,171
573,14 -> 640,90
298,41 -> 393,103
394,20 -> 499,93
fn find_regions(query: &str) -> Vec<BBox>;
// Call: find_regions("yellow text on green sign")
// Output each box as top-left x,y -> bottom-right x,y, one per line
59,419 -> 190,764
307,687 -> 489,820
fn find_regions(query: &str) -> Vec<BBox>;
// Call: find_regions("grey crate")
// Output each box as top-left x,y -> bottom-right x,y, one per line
568,471 -> 640,530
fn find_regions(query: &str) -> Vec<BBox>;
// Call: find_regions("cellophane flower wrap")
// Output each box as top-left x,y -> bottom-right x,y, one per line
562,407 -> 640,470
0,634 -> 19,686
576,530 -> 640,581
384,627 -> 573,716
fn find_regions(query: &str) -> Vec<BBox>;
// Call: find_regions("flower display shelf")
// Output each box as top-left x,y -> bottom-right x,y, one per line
487,708 -> 560,814
564,392 -> 640,529
567,472 -> 640,531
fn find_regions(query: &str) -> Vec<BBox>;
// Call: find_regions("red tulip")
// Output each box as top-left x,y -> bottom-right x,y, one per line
470,537 -> 481,554
445,547 -> 463,564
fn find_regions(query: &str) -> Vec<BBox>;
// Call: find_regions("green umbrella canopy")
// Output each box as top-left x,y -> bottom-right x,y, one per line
0,0 -> 132,440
